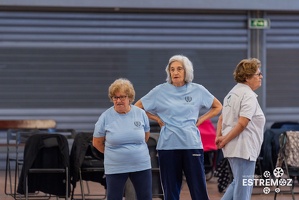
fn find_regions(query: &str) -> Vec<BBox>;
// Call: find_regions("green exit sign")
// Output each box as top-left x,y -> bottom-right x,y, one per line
248,18 -> 270,29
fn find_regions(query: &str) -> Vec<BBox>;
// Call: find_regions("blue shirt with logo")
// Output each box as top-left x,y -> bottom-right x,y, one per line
93,105 -> 151,174
141,82 -> 214,150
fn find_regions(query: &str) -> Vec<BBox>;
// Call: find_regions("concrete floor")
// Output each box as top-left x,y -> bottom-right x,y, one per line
1,170 -> 299,200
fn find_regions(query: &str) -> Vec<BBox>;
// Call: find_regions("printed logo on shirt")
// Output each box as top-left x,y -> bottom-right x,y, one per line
185,96 -> 192,102
134,121 -> 141,127
225,95 -> 232,107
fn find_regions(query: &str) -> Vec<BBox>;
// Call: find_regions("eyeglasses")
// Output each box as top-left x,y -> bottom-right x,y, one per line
112,95 -> 127,101
254,72 -> 263,77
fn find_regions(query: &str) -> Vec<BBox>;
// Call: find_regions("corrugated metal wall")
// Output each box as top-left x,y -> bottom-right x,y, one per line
264,12 -> 299,127
0,11 -> 247,48
266,12 -> 299,107
0,10 -> 249,170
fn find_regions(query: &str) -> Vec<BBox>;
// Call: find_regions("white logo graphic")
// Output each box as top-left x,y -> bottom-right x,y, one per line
263,171 -> 271,178
273,167 -> 284,178
263,187 -> 271,194
242,167 -> 293,194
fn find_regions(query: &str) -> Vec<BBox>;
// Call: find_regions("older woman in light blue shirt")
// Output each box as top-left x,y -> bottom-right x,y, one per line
135,55 -> 222,200
93,78 -> 152,200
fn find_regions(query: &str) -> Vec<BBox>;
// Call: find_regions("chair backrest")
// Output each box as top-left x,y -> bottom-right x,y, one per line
69,132 -> 105,188
33,135 -> 68,168
147,135 -> 159,168
271,121 -> 299,129
280,124 -> 299,131
81,141 -> 104,168
276,131 -> 299,168
17,133 -> 70,196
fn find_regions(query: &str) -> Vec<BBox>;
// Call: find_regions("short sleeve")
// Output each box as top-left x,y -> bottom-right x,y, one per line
93,114 -> 106,137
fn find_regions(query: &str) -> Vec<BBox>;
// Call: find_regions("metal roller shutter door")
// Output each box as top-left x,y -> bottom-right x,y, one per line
0,10 -> 248,131
266,12 -> 299,108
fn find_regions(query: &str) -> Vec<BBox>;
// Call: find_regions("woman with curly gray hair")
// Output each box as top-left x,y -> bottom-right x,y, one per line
135,55 -> 222,200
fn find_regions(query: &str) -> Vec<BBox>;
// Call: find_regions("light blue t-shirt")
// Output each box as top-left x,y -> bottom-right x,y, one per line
141,82 -> 214,150
93,105 -> 151,174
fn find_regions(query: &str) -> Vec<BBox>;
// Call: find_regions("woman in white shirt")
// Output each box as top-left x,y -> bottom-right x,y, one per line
216,58 -> 266,200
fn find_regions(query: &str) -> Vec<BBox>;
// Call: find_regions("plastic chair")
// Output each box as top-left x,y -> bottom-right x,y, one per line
16,133 -> 71,200
274,131 -> 299,200
70,132 -> 106,200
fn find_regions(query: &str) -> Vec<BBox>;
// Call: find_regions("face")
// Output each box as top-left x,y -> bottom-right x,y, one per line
112,91 -> 130,113
246,69 -> 263,91
169,61 -> 185,87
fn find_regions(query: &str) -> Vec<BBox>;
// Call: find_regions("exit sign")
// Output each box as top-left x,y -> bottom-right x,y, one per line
248,18 -> 270,29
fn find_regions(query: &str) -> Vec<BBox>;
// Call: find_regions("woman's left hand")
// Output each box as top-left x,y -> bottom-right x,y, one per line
215,135 -> 226,149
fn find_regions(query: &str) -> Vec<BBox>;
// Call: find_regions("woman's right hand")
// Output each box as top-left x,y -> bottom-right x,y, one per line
156,117 -> 165,127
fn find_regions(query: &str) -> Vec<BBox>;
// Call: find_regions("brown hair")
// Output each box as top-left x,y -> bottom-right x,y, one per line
233,58 -> 261,83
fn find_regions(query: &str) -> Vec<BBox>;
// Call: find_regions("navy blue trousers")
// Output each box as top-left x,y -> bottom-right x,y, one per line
105,169 -> 152,200
158,149 -> 209,200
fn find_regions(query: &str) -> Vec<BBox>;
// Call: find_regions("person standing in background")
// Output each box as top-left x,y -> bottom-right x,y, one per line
135,55 -> 222,200
93,78 -> 152,200
216,58 -> 265,200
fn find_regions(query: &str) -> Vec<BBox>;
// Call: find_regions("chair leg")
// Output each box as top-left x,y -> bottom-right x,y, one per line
4,156 -> 12,196
274,181 -> 279,200
13,159 -> 20,199
77,168 -> 107,200
79,168 -> 86,200
290,177 -> 295,200
25,175 -> 28,200
71,185 -> 75,200
66,167 -> 69,200
85,181 -> 91,194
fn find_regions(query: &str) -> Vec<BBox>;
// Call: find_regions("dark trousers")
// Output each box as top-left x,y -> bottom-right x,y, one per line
158,149 -> 209,200
105,169 -> 152,200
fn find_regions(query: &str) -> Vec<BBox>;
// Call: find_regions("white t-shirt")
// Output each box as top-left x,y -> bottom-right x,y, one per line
141,82 -> 214,150
221,83 -> 265,161
93,105 -> 151,174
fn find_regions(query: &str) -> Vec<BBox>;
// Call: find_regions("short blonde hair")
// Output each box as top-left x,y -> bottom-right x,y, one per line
108,78 -> 135,103
165,55 -> 194,83
233,58 -> 261,83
